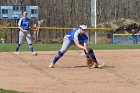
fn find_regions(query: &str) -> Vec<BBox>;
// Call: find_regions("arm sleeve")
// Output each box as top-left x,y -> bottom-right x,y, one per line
18,18 -> 22,26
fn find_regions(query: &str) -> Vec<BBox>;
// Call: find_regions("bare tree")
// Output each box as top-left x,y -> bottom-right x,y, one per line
1,0 -> 140,43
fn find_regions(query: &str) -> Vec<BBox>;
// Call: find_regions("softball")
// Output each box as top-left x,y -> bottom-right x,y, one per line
101,63 -> 107,67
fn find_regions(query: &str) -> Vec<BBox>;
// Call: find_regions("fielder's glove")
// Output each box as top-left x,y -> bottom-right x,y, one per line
86,58 -> 97,69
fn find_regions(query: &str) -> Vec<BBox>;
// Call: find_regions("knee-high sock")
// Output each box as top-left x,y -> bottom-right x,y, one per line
16,44 -> 21,51
29,44 -> 34,52
84,49 -> 98,63
53,51 -> 63,64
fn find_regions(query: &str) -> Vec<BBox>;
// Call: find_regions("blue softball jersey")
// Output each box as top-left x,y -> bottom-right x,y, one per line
66,29 -> 88,44
18,17 -> 30,30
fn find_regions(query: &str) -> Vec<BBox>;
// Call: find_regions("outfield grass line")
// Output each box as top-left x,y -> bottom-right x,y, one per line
0,88 -> 25,93
0,44 -> 140,52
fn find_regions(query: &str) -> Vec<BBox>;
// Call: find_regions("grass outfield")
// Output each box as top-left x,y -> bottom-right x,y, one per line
0,44 -> 140,52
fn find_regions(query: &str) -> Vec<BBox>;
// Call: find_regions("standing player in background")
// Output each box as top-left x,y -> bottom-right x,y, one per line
15,11 -> 37,55
49,24 -> 102,68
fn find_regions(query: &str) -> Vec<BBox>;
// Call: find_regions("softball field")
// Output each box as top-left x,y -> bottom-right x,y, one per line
0,50 -> 140,93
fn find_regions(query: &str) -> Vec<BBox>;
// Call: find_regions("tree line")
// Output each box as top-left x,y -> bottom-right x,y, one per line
0,0 -> 140,43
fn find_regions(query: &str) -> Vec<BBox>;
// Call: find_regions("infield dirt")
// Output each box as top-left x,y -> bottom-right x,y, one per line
0,50 -> 140,93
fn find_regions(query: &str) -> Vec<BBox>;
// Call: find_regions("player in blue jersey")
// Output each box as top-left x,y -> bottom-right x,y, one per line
49,24 -> 101,68
15,11 -> 37,55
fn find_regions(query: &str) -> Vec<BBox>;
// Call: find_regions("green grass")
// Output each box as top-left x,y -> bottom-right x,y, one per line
91,44 -> 140,50
0,43 -> 140,52
0,88 -> 24,93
